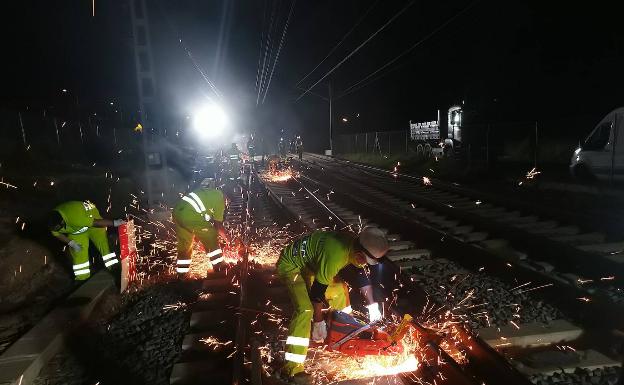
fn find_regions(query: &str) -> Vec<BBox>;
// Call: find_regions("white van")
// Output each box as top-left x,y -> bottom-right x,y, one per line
570,107 -> 624,180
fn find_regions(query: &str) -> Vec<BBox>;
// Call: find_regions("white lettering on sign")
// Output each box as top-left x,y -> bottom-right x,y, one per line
410,120 -> 440,141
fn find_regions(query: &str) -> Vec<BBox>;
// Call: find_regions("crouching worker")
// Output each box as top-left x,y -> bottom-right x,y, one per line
276,227 -> 389,381
173,183 -> 229,277
47,200 -> 125,283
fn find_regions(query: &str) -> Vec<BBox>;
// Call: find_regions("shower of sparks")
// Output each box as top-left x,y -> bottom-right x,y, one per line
200,336 -> 233,350
302,320 -> 421,384
525,167 -> 541,179
162,302 -> 186,311
259,168 -> 298,183
0,179 -> 18,189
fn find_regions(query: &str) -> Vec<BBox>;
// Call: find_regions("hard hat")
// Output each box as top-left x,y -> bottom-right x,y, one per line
358,226 -> 388,265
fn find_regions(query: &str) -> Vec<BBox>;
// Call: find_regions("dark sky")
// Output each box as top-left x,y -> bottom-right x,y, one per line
2,0 -> 624,150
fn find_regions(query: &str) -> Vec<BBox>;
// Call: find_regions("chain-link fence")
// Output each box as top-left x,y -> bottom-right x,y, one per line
335,131 -> 412,155
0,106 -> 144,171
334,120 -> 582,166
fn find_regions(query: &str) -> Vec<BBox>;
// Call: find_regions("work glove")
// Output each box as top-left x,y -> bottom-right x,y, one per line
68,240 -> 82,252
367,302 -> 383,323
113,219 -> 126,227
311,320 -> 327,343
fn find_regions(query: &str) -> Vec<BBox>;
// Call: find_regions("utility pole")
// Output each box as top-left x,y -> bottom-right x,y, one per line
129,0 -> 171,209
328,80 -> 333,155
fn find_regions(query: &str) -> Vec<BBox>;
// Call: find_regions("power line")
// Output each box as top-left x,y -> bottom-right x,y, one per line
338,0 -> 481,99
295,0 -> 415,102
256,0 -> 281,106
261,0 -> 297,104
294,0 -> 380,88
158,1 -> 222,101
254,0 -> 270,98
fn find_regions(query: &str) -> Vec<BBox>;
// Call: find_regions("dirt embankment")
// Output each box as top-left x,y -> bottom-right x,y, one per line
0,163 -> 141,354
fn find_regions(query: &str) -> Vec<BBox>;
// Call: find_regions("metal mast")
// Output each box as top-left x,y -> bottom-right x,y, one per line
129,0 -> 171,208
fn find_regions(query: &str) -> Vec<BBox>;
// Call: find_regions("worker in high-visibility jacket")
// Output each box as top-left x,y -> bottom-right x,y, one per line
173,185 -> 229,276
276,227 -> 389,379
47,201 -> 125,281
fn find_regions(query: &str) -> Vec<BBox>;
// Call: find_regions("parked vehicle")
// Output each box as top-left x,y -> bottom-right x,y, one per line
570,107 -> 624,181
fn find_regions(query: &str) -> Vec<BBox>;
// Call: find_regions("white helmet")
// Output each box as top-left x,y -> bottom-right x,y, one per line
358,226 -> 389,265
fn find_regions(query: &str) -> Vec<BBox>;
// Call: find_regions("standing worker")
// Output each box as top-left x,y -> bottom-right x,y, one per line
295,135 -> 303,161
276,227 -> 388,380
247,134 -> 256,163
227,142 -> 241,180
278,137 -> 286,157
173,182 -> 229,276
47,200 -> 125,283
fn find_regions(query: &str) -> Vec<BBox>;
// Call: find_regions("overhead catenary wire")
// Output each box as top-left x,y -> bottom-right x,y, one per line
158,1 -> 223,101
294,0 -> 416,102
256,0 -> 281,106
261,0 -> 297,104
337,0 -> 481,99
254,0 -> 270,98
294,0 -> 380,88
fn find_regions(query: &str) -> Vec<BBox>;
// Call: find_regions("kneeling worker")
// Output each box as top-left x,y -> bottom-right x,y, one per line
276,227 -> 389,379
173,184 -> 229,276
48,200 -> 125,282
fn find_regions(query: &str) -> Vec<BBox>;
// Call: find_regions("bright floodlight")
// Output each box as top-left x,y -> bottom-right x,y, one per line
192,104 -> 228,138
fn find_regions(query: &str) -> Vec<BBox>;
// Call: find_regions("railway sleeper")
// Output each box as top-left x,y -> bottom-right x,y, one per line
386,248 -> 431,262
514,349 -> 620,377
552,232 -> 606,246
388,240 -> 415,251
478,319 -> 583,349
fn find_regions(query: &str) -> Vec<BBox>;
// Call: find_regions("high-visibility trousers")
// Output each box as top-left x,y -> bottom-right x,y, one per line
173,211 -> 223,274
68,227 -> 118,281
276,262 -> 350,376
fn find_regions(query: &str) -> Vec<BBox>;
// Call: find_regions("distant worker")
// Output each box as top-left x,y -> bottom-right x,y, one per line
247,134 -> 256,162
173,182 -> 229,276
295,136 -> 303,161
276,227 -> 388,379
278,137 -> 286,157
227,142 -> 241,180
47,201 -> 125,282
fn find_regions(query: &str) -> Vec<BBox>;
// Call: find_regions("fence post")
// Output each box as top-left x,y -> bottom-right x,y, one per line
78,122 -> 84,143
486,124 -> 490,168
611,114 -> 618,185
405,131 -> 408,153
534,121 -> 538,168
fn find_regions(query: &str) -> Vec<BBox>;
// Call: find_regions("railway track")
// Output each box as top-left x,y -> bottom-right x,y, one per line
3,157 -> 622,385
258,153 -> 622,385
299,153 -> 624,309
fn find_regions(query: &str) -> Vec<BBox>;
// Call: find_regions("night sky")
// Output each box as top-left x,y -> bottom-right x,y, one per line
2,0 -> 623,150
